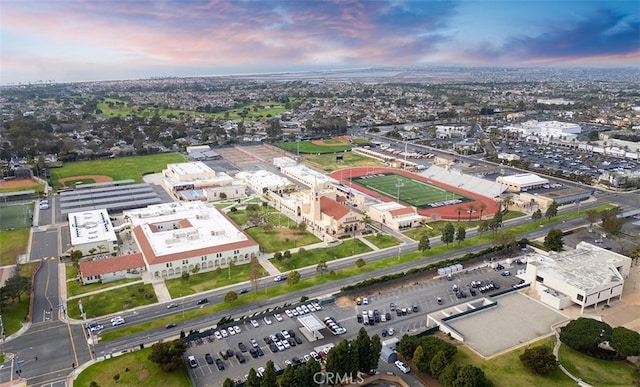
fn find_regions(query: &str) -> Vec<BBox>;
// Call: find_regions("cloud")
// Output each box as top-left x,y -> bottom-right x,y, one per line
463,8 -> 640,64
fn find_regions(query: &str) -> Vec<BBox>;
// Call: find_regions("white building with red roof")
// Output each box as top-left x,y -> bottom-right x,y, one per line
123,201 -> 259,279
79,253 -> 146,284
366,202 -> 425,231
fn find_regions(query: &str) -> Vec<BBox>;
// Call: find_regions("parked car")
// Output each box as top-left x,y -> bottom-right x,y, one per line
274,313 -> 283,322
188,355 -> 198,368
214,330 -> 223,340
250,319 -> 259,328
264,316 -> 272,325
238,342 -> 248,352
215,358 -> 225,370
395,360 -> 410,374
205,353 -> 214,365
250,338 -> 259,348
236,352 -> 245,363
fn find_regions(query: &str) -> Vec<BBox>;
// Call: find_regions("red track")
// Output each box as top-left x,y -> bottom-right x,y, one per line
329,167 -> 499,220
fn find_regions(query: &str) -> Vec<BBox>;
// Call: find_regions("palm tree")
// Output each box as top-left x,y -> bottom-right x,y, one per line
467,203 -> 475,221
479,202 -> 488,220
456,205 -> 463,222
502,195 -> 514,212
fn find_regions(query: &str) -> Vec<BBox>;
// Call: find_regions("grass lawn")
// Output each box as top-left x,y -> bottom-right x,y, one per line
363,233 -> 401,249
49,153 -> 186,189
277,140 -> 352,154
303,152 -> 384,172
246,226 -> 321,253
271,239 -> 372,271
2,262 -> 40,335
67,277 -> 141,297
67,283 -> 157,319
164,263 -> 265,298
74,346 -> 191,387
454,337 -> 575,387
558,344 -> 636,386
0,228 -> 29,265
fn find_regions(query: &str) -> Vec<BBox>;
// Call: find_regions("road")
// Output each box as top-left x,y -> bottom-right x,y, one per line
2,191 -> 634,385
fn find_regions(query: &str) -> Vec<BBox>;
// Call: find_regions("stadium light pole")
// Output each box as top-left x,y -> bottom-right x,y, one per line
396,177 -> 404,202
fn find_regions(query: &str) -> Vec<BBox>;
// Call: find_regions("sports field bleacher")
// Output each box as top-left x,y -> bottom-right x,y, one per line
349,172 -> 465,209
419,165 -> 506,198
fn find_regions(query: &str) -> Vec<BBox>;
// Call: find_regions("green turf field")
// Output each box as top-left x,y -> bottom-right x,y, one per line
350,172 -> 466,209
277,140 -> 352,154
0,203 -> 34,230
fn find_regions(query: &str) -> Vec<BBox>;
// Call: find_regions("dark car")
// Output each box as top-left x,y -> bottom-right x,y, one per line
219,351 -> 228,360
470,289 -> 477,296
215,358 -> 225,370
287,337 -> 297,347
264,336 -> 272,345
396,309 -> 402,317
269,343 -> 278,352
239,289 -> 249,294
205,353 -> 214,365
287,330 -> 296,338
165,322 -> 177,329
412,305 -> 419,312
236,352 -> 245,363
249,348 -> 259,358
385,312 -> 391,321
294,336 -> 303,345
238,342 -> 247,352
226,348 -> 234,358
256,347 -> 265,356
381,329 -> 388,337
357,314 -> 363,323
276,332 -> 285,341
196,298 -> 209,305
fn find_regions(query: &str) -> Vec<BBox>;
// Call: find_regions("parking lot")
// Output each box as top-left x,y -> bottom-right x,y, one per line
183,264 -> 522,386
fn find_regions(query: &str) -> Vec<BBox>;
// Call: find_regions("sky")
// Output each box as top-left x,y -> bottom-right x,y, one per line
1,0 -> 639,84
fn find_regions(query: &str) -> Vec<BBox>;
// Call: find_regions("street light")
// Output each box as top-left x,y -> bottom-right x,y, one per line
397,247 -> 401,261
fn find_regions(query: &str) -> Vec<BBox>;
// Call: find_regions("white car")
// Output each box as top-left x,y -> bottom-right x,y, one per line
228,327 -> 236,336
276,341 -> 285,351
250,319 -> 259,328
188,355 -> 198,368
362,297 -> 369,305
303,354 -> 311,362
395,360 -> 410,374
281,330 -> 290,339
111,316 -> 125,326
274,313 -> 283,322
388,328 -> 395,336
257,366 -> 265,377
291,309 -> 299,316
300,305 -> 309,314
233,326 -> 241,334
220,329 -> 229,338
263,316 -> 272,325
285,310 -> 293,318
296,306 -> 304,315
282,340 -> 290,349
214,331 -> 223,340
313,302 -> 322,310
307,304 -> 316,312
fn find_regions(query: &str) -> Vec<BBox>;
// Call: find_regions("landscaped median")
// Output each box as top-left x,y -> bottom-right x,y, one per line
67,283 -> 157,320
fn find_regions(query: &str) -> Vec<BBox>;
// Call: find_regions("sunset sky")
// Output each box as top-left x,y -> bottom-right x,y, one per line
1,0 -> 638,84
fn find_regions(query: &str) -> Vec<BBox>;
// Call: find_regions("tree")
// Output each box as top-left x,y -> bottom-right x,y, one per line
560,317 -> 612,354
316,260 -> 328,276
430,350 -> 449,377
222,379 -> 236,387
531,209 -> 542,221
610,326 -> 640,357
478,202 -> 488,220
70,250 -> 83,272
355,258 -> 366,268
148,339 -> 187,372
326,339 -> 352,377
245,368 -> 260,387
181,271 -> 190,282
280,364 -> 296,387
297,221 -> 307,234
262,223 -> 274,233
467,203 -> 475,221
585,209 -> 600,230
601,207 -> 624,236
544,229 -> 564,251
455,226 -> 466,246
398,334 -> 420,359
441,222 -> 455,246
261,360 -> 278,387
418,235 -> 431,254
352,328 -> 372,373
369,334 -> 382,372
224,291 -> 238,303
2,272 -> 31,303
519,345 -> 558,375
545,201 -> 558,220
438,363 -> 459,387
287,270 -> 301,285
413,345 -> 426,373
494,231 -> 517,252
490,211 -> 503,232
478,221 -> 489,234
452,364 -> 491,387
191,264 -> 200,275
249,257 -> 260,292
456,205 -> 463,221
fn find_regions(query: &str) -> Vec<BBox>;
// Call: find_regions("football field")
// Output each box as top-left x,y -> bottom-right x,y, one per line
349,172 -> 466,209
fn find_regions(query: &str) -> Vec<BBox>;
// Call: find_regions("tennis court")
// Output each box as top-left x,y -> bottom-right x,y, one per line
0,203 -> 34,230
349,172 -> 468,209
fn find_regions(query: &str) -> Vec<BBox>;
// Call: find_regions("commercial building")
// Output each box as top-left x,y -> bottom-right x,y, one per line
496,173 -> 549,192
162,161 -> 245,202
124,202 -> 259,279
523,242 -> 632,313
366,202 -> 424,231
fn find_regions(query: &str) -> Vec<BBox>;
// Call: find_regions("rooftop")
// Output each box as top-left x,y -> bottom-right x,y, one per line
68,209 -> 117,246
498,173 -> 549,186
79,253 -> 145,277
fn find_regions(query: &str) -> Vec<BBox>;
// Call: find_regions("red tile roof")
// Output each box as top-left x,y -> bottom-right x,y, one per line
79,253 -> 145,278
389,207 -> 415,216
320,196 -> 350,220
133,209 -> 259,266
